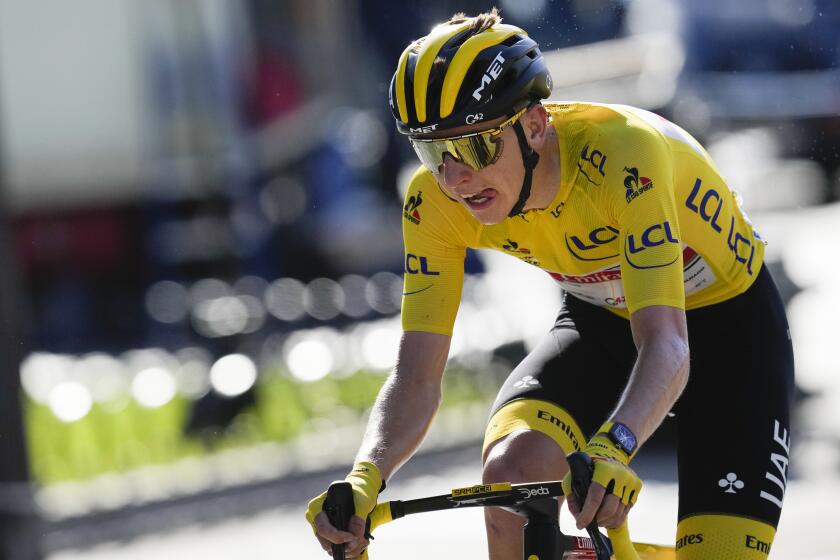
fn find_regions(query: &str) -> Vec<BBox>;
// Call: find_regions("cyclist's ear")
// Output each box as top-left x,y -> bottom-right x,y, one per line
523,104 -> 550,147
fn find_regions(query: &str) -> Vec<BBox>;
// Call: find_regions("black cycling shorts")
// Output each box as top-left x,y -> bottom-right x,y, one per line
488,264 -> 794,527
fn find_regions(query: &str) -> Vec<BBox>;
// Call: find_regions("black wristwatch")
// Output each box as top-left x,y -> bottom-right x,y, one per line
606,422 -> 638,456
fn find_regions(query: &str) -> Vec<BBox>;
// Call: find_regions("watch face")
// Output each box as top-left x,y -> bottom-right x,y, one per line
611,423 -> 637,453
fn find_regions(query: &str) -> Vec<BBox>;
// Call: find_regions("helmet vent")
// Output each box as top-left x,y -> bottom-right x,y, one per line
448,28 -> 475,49
501,36 -> 520,47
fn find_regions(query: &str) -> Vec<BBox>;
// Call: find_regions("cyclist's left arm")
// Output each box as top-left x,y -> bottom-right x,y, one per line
569,117 -> 691,530
570,306 -> 689,529
619,305 -> 689,445
605,115 -> 691,446
601,307 -> 690,525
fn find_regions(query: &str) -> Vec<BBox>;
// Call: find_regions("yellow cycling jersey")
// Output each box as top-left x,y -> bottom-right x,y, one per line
401,102 -> 765,336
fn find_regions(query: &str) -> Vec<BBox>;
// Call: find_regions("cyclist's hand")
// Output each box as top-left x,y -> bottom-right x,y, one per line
305,462 -> 382,558
562,432 -> 642,530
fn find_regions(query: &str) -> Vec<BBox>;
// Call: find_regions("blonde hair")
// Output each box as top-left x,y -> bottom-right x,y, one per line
448,7 -> 502,33
409,7 -> 503,54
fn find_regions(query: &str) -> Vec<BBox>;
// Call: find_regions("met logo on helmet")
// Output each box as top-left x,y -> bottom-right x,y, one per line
472,52 -> 506,101
410,124 -> 438,134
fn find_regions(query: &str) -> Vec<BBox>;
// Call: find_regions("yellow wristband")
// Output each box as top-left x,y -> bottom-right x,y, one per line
586,421 -> 636,464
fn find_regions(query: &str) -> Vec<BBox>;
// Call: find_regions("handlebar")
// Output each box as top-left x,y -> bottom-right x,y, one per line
326,452 -> 646,559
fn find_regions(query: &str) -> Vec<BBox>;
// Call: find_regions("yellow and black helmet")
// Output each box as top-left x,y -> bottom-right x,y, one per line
389,18 -> 552,136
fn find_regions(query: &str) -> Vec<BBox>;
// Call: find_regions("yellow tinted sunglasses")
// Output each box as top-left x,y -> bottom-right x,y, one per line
409,109 -> 527,172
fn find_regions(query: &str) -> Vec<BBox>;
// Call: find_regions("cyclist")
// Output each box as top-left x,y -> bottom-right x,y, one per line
306,9 -> 793,559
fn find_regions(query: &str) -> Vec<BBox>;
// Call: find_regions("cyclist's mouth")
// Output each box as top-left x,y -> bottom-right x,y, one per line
462,188 -> 497,210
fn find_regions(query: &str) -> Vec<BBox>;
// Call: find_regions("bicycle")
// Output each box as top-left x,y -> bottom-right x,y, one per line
324,452 -> 676,560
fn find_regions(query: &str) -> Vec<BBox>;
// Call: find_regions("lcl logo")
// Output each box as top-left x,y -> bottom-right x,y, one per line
624,221 -> 680,270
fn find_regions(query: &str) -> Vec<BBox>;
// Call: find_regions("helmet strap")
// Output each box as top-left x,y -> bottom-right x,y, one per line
508,119 -> 540,217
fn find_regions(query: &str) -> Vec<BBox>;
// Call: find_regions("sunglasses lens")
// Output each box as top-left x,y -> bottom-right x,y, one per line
411,134 -> 502,172
411,141 -> 446,171
457,135 -> 502,170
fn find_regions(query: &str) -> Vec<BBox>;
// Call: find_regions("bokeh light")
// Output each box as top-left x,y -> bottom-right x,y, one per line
365,272 -> 402,314
210,354 -> 258,397
192,296 -> 250,338
145,281 -> 189,324
259,175 -> 307,225
360,323 -> 400,371
48,381 -> 93,423
265,278 -> 306,321
174,347 -> 212,398
303,278 -> 345,321
75,353 -> 129,404
132,367 -> 177,408
21,352 -> 72,404
285,335 -> 334,382
333,109 -> 388,168
339,274 -> 371,318
188,278 -> 232,307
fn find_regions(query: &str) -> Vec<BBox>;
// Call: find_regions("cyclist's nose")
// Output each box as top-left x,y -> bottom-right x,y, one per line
440,154 -> 473,190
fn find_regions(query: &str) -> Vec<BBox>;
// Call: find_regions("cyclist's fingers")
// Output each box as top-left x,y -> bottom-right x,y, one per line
344,517 -> 369,557
314,533 -> 360,555
566,494 -> 580,515
595,493 -> 621,526
348,515 -> 367,539
345,538 -> 370,558
598,497 -> 629,529
317,536 -> 368,559
576,482 -> 606,529
315,535 -> 331,552
313,512 -> 358,547
604,503 -> 630,530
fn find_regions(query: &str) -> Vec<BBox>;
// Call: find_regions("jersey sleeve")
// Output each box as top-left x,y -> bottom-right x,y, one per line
400,168 -> 473,336
601,121 -> 685,314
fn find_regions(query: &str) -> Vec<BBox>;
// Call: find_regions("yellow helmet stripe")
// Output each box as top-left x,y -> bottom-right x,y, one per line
413,21 -> 472,123
440,25 -> 524,119
394,45 -> 412,123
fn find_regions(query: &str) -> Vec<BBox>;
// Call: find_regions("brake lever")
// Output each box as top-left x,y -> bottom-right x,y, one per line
325,481 -> 355,560
567,452 -> 613,560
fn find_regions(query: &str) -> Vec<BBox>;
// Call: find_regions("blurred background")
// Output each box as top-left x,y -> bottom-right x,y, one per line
0,0 -> 838,558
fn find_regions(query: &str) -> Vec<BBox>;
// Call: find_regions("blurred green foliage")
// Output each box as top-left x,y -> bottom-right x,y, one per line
24,366 -> 497,486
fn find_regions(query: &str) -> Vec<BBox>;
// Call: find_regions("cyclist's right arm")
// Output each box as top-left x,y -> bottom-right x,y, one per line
356,330 -> 452,477
308,331 -> 451,557
307,169 -> 473,557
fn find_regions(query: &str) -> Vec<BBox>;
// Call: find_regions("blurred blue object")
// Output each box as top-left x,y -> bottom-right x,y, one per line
678,0 -> 840,119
